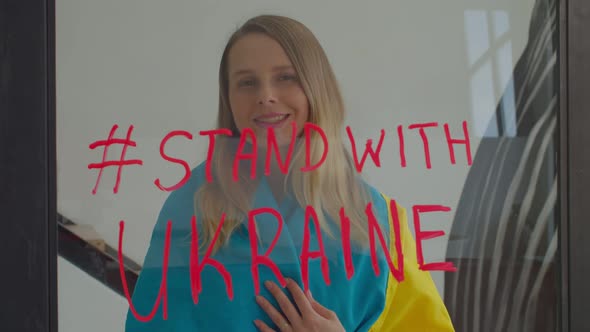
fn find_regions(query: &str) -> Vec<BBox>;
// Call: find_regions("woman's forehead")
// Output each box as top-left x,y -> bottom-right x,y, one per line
228,33 -> 294,75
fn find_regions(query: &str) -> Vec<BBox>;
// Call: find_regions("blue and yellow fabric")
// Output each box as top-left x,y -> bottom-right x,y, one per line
125,162 -> 454,331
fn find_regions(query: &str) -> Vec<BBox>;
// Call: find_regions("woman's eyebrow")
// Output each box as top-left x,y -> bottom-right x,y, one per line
231,69 -> 253,78
231,65 -> 295,78
271,65 -> 295,71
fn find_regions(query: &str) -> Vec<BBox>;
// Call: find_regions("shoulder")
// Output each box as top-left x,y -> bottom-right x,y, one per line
359,180 -> 391,226
169,160 -> 207,197
357,180 -> 407,227
153,160 -> 208,231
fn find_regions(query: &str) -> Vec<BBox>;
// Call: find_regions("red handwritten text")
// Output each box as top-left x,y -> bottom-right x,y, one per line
118,201 -> 454,321
88,124 -> 143,194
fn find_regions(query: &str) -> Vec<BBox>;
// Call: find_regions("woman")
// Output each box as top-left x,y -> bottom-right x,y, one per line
125,14 -> 454,331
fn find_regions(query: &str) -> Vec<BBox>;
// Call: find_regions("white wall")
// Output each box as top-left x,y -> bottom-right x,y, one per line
56,0 -> 536,330
58,257 -> 128,332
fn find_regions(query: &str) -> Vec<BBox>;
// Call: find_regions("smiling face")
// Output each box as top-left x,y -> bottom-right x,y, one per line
227,33 -> 310,148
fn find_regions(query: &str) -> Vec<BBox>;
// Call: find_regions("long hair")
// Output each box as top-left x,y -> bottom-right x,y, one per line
195,14 -> 372,254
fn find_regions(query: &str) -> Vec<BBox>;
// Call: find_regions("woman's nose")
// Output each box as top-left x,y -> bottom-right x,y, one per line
257,84 -> 277,105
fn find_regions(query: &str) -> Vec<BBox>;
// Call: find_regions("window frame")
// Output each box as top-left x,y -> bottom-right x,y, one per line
1,0 -> 588,330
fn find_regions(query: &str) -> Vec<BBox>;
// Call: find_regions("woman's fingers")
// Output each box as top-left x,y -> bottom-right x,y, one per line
298,285 -> 333,319
310,297 -> 336,320
284,278 -> 314,318
256,279 -> 344,332
253,319 -> 276,332
255,295 -> 291,331
263,281 -> 301,326
305,289 -> 313,303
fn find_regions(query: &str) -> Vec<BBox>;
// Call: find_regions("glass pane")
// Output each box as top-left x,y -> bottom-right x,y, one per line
56,0 -> 560,331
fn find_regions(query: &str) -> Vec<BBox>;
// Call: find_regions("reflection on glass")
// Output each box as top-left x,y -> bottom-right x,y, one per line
465,9 -> 517,138
497,41 -> 517,137
447,0 -> 559,331
464,10 -> 491,67
470,60 -> 498,136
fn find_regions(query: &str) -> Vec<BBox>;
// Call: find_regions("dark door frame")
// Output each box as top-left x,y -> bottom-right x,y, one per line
1,0 -> 57,331
559,0 -> 590,331
0,0 -> 588,331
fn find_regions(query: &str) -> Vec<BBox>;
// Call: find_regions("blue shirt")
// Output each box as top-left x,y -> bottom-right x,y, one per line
125,161 -> 392,331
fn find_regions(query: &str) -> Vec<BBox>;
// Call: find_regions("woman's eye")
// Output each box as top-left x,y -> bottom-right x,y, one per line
279,74 -> 297,81
238,79 -> 255,87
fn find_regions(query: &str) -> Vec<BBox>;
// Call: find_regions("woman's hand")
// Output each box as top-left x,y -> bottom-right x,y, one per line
254,278 -> 345,332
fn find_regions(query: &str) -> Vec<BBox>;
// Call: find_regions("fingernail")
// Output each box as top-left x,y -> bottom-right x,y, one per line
264,281 -> 272,289
253,320 -> 260,328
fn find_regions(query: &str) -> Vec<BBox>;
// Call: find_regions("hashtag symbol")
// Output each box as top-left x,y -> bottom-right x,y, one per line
88,124 -> 143,194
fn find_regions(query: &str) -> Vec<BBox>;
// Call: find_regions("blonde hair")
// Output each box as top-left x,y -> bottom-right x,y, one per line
195,14 -> 372,253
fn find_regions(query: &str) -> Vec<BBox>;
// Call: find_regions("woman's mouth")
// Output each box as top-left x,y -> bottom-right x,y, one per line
254,114 -> 290,128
